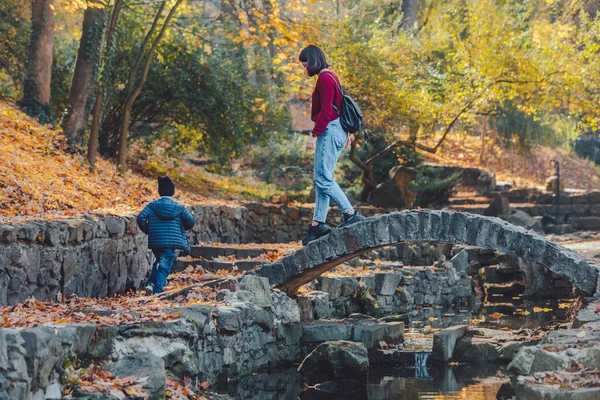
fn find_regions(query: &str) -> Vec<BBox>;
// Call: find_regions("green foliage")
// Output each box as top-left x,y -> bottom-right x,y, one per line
248,133 -> 313,196
0,0 -> 29,98
574,136 -> 600,165
495,101 -> 576,153
99,7 -> 289,162
410,166 -> 461,209
50,39 -> 77,125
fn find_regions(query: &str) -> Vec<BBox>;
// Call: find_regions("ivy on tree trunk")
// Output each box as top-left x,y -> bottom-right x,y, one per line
22,0 -> 55,123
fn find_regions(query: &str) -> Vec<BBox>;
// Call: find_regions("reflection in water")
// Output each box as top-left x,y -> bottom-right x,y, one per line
218,364 -> 508,400
365,365 -> 507,400
217,297 -> 568,399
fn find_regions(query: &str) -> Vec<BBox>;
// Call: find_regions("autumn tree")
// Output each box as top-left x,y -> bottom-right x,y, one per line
321,0 -> 582,200
21,0 -> 55,122
63,0 -> 107,143
88,0 -> 121,165
116,0 -> 183,169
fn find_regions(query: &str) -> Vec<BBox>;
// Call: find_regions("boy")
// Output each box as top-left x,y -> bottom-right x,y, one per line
137,176 -> 196,295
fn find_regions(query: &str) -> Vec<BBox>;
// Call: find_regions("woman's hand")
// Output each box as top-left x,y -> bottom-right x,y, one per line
306,135 -> 317,150
344,134 -> 355,150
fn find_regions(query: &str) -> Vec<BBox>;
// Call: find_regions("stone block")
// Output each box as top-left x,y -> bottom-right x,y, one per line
239,275 -> 272,307
301,321 -> 352,343
298,341 -> 369,383
371,215 -> 391,246
375,273 -> 403,296
449,212 -> 469,243
105,217 -> 126,236
308,291 -> 331,320
383,322 -> 404,344
359,324 -> 387,349
317,276 -> 343,299
271,291 -> 301,324
105,353 -> 166,400
450,249 -> 469,273
216,307 -> 244,332
432,325 -> 467,362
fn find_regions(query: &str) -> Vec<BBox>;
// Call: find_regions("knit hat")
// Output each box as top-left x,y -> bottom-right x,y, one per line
158,176 -> 175,197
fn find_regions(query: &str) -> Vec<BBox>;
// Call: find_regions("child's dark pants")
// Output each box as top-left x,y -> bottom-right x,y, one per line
148,249 -> 176,293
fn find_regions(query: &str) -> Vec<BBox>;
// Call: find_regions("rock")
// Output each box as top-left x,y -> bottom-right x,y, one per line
104,217 -> 126,236
545,224 -> 575,235
432,325 -> 467,362
216,289 -> 233,302
375,273 -> 403,296
347,313 -> 376,321
567,217 -> 600,231
498,340 -> 540,362
508,346 -> 569,376
302,321 -> 353,343
453,335 -> 499,363
368,180 -> 408,209
317,276 -> 343,299
573,303 -> 600,328
308,291 -> 331,320
216,307 -> 244,332
297,295 -> 315,322
45,379 -> 62,400
239,275 -> 272,307
516,377 -> 600,400
105,352 -> 166,400
477,170 -> 496,195
450,250 -> 469,273
271,291 -> 300,324
298,341 -> 369,383
358,324 -> 387,349
445,262 -> 458,286
507,210 -> 537,230
483,195 -> 510,217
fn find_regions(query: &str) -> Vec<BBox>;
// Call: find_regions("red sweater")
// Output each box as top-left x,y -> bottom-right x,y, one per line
311,71 -> 342,136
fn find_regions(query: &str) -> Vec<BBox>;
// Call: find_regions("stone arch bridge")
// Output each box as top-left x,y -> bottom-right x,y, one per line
251,210 -> 600,297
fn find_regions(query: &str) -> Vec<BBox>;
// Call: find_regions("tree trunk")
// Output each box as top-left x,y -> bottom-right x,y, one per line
116,0 -> 183,169
479,116 -> 488,163
401,0 -> 419,29
22,0 -> 54,123
88,0 -> 122,166
63,2 -> 107,144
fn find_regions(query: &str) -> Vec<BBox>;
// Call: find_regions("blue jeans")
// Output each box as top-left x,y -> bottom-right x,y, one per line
148,249 -> 175,293
313,118 -> 353,223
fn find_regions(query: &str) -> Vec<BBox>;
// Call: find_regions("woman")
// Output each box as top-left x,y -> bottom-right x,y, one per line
299,44 -> 364,246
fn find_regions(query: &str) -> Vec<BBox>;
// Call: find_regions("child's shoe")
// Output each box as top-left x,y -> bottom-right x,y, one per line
145,282 -> 155,296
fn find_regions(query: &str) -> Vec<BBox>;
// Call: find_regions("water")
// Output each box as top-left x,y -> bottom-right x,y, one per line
217,364 -> 509,399
405,296 -> 573,332
213,297 -> 572,399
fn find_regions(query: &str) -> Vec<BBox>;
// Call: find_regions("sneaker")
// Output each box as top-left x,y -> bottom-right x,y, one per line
302,223 -> 332,246
338,211 -> 366,228
145,282 -> 155,296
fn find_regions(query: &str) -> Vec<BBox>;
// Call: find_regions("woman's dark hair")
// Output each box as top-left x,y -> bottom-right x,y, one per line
299,45 -> 329,77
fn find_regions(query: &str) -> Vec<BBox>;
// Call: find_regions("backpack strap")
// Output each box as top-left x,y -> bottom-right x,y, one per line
320,71 -> 343,114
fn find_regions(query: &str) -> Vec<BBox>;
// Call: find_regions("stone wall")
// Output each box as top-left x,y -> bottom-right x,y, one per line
0,203 -> 384,306
0,215 -> 149,306
306,266 -> 476,320
0,276 -> 403,399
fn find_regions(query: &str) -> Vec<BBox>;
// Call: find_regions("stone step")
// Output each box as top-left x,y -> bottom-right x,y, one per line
173,258 -> 265,273
481,303 -> 518,315
449,198 -> 492,206
478,266 -> 523,284
484,282 -> 526,296
189,245 -> 273,259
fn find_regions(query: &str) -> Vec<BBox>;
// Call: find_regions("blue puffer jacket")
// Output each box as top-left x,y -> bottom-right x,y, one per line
136,197 -> 195,253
